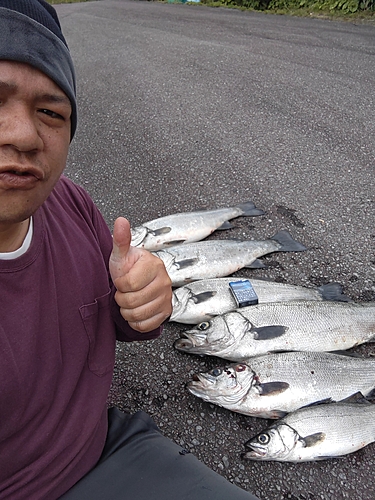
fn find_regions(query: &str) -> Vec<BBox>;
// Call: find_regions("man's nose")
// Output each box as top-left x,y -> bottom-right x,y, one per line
0,104 -> 43,153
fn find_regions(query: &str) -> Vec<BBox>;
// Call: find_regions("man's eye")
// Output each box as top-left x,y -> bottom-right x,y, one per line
39,108 -> 64,120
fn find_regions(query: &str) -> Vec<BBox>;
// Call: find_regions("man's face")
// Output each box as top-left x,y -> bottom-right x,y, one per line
0,61 -> 72,228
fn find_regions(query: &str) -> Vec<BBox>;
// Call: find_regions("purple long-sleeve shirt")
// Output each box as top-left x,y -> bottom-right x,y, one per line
0,176 -> 162,499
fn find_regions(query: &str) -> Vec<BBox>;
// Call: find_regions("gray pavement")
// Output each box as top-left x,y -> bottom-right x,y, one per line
57,1 -> 375,499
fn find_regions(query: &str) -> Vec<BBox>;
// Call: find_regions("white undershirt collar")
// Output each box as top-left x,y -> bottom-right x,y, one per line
0,217 -> 33,260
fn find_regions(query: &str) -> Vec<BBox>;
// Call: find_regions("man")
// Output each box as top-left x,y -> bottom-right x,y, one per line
0,1 -> 260,499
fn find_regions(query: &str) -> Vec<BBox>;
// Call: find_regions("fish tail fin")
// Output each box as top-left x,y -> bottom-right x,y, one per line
318,283 -> 352,302
271,230 -> 307,252
237,201 -> 265,217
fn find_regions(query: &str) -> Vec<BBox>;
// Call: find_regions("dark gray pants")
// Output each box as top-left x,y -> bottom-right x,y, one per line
60,407 -> 259,500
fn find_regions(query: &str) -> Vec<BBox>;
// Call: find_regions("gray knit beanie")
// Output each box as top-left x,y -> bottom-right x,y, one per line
0,0 -> 77,139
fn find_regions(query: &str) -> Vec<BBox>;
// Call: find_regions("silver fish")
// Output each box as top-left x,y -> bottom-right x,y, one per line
174,300 -> 375,360
243,397 -> 375,461
170,278 -> 350,324
187,352 -> 375,419
130,201 -> 265,251
154,231 -> 306,287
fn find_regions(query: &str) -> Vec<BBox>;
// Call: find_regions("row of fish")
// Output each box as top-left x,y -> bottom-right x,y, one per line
132,201 -> 306,287
180,301 -> 375,461
188,353 -> 375,461
131,201 -> 375,462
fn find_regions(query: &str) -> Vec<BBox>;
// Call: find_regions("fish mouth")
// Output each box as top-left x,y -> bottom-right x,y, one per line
187,372 -> 215,390
173,330 -> 208,352
242,442 -> 267,460
174,337 -> 195,351
186,377 -> 209,397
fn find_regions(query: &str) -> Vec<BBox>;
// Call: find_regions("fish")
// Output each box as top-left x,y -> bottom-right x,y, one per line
187,351 -> 375,419
154,230 -> 307,287
170,278 -> 350,324
130,201 -> 265,251
242,396 -> 375,461
174,300 -> 375,360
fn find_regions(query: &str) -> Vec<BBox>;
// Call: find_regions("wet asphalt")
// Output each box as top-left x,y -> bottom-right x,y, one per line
57,1 -> 375,499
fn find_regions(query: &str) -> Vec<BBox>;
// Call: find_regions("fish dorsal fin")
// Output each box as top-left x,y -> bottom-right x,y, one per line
257,381 -> 289,396
339,391 -> 371,405
302,398 -> 333,408
303,432 -> 326,448
252,325 -> 287,340
365,388 -> 375,402
192,291 -> 217,304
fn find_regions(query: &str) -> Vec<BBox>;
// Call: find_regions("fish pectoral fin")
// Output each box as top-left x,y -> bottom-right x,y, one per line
151,226 -> 172,236
192,291 -> 217,304
268,410 -> 288,419
302,432 -> 326,448
245,259 -> 266,269
252,325 -> 287,340
175,258 -> 200,270
258,381 -> 289,396
216,221 -> 234,230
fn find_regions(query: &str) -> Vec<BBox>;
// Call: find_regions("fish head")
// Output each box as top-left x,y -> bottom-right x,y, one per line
187,363 -> 256,406
153,250 -> 176,273
170,287 -> 192,321
130,226 -> 148,247
243,423 -> 300,461
174,313 -> 249,358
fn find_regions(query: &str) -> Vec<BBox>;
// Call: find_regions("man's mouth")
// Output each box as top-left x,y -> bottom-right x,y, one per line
0,168 -> 42,189
9,170 -> 32,176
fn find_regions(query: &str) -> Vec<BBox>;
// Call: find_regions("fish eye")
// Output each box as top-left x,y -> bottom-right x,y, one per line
197,321 -> 210,331
210,368 -> 222,377
258,433 -> 270,444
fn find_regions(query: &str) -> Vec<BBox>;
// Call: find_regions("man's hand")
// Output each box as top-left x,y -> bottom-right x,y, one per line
109,217 -> 172,332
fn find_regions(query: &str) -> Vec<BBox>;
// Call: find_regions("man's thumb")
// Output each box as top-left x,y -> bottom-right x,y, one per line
110,217 -> 132,281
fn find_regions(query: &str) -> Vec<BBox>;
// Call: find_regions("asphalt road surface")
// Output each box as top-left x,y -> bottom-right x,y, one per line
57,1 -> 375,499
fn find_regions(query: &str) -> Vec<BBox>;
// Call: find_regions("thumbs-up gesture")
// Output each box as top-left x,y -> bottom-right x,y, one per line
109,217 -> 172,333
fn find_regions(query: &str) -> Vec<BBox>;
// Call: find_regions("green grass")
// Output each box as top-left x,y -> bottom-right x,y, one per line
179,0 -> 375,23
46,0 -> 375,23
46,0 -> 94,4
